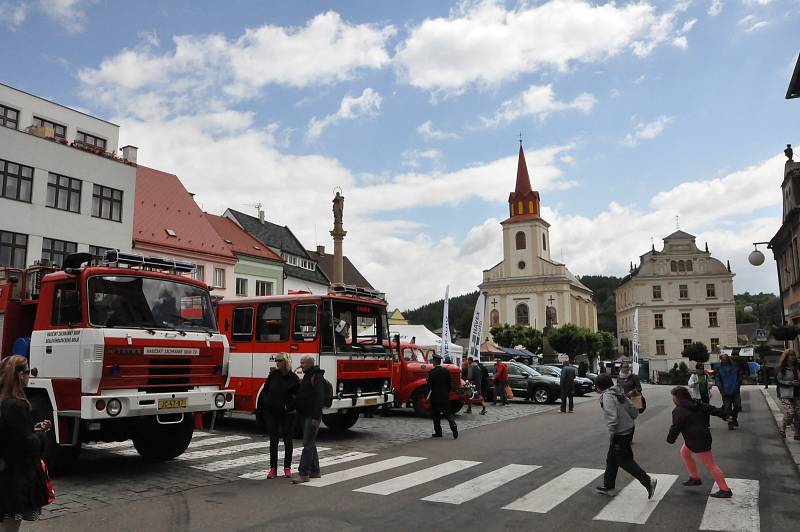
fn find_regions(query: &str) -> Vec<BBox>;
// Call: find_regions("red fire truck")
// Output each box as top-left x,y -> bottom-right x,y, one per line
0,251 -> 235,472
390,341 -> 466,416
216,284 -> 393,432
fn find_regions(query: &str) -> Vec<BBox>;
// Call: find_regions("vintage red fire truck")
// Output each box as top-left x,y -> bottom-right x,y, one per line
216,284 -> 394,432
390,340 -> 466,416
0,251 -> 235,472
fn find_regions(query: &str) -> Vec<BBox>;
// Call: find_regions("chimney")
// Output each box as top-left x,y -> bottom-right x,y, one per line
258,208 -> 265,224
121,145 -> 138,164
316,245 -> 325,255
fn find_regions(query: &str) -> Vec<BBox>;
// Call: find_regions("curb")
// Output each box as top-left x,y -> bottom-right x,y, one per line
759,388 -> 800,472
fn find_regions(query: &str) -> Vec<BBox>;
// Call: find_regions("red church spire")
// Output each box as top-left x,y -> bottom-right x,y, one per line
514,143 -> 532,195
504,143 -> 541,223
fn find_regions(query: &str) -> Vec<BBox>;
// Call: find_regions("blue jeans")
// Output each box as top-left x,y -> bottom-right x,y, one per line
298,417 -> 320,476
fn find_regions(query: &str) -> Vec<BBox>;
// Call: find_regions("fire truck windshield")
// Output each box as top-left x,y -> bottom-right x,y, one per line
88,275 -> 216,332
323,300 -> 389,353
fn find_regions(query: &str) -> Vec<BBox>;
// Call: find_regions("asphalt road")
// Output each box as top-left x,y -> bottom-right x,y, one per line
31,386 -> 800,531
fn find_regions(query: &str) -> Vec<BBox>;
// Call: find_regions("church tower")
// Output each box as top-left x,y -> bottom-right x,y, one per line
501,143 -> 551,277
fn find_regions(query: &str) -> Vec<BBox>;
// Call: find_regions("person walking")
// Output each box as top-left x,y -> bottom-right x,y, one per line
261,353 -> 299,479
428,353 -> 458,439
493,358 -> 509,406
667,386 -> 733,498
0,356 -> 51,531
715,354 -> 742,430
560,363 -> 577,413
292,355 -> 326,484
688,363 -> 712,404
594,373 -> 657,499
776,348 -> 800,439
466,356 -> 486,415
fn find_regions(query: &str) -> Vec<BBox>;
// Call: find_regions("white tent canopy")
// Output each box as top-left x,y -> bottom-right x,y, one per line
388,324 -> 464,360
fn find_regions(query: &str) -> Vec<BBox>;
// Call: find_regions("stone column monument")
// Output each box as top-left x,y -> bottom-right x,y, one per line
331,191 -> 346,284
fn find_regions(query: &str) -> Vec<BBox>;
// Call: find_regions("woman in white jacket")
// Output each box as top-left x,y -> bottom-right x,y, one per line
687,363 -> 713,404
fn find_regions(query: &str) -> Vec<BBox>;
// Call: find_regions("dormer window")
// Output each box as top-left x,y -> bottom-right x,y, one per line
224,239 -> 233,244
165,229 -> 177,237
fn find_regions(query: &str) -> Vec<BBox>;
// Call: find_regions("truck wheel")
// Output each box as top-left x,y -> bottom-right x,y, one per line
321,411 -> 359,432
132,415 -> 194,460
411,387 -> 431,417
532,386 -> 551,404
30,395 -> 80,477
450,400 -> 463,414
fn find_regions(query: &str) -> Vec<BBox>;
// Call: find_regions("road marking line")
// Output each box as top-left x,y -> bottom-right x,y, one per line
113,434 -> 251,456
593,474 -> 677,524
87,430 -> 216,451
354,460 -> 481,495
192,445 -> 288,471
303,456 -> 427,487
423,464 -> 540,505
239,452 -> 375,480
700,479 -> 760,532
503,467 -> 602,513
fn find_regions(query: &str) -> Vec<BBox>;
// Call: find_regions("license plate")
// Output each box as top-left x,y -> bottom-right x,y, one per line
158,398 -> 188,409
364,397 -> 378,405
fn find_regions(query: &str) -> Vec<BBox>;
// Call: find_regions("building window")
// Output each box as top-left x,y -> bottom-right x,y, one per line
710,338 -> 720,352
683,339 -> 693,353
213,268 -> 225,288
92,184 -> 123,222
685,260 -> 693,272
41,237 -> 77,268
652,285 -> 662,299
257,302 -> 291,342
679,284 -> 688,299
654,313 -> 664,329
0,104 -> 19,130
255,280 -> 273,296
32,116 -> 66,139
670,260 -> 677,272
235,278 -> 248,297
193,265 -> 205,282
490,309 -> 499,326
543,233 -> 547,250
515,303 -> 529,326
708,311 -> 718,327
47,173 -> 82,213
681,312 -> 691,328
89,245 -> 112,259
655,340 -> 665,355
0,159 -> 33,203
706,283 -> 716,298
76,130 -> 106,150
0,230 -> 28,268
678,260 -> 686,272
515,231 -> 526,250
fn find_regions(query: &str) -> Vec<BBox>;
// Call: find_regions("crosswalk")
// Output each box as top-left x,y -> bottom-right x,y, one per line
84,431 -> 761,530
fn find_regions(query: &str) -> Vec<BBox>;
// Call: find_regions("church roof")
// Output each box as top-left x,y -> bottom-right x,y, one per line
514,144 -> 532,195
664,230 -> 696,240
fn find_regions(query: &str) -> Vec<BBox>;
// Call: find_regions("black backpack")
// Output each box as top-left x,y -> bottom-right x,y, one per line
323,378 -> 334,408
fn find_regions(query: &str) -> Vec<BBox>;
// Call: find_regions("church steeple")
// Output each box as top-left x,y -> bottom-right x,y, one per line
505,143 -> 541,222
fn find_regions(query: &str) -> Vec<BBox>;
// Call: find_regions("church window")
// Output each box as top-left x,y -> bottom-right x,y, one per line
490,309 -> 499,326
518,201 -> 523,215
515,303 -> 529,326
515,231 -> 526,250
678,261 -> 685,272
528,200 -> 534,214
686,260 -> 693,272
543,233 -> 547,250
671,261 -> 677,272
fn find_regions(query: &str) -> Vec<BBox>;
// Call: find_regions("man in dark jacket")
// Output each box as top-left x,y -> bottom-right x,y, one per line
466,356 -> 486,415
260,353 -> 300,479
560,363 -> 577,413
428,353 -> 458,439
292,355 -> 326,484
715,354 -> 742,430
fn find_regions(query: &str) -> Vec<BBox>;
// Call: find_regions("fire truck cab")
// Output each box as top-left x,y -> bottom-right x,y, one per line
0,251 -> 235,472
390,340 -> 466,416
216,284 -> 394,432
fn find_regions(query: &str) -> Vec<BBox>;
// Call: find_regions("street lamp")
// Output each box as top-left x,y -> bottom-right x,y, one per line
748,242 -> 770,266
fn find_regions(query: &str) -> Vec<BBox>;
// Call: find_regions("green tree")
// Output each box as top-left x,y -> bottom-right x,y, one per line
489,324 -> 543,353
684,341 -> 710,363
578,275 -> 622,334
547,323 -> 588,362
597,331 -> 616,359
734,292 -> 782,328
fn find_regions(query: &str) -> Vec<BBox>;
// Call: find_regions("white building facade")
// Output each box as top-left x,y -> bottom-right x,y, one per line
0,83 -> 136,268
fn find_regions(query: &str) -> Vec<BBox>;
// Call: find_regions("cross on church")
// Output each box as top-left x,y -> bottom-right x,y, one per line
547,295 -> 556,306
490,298 -> 499,308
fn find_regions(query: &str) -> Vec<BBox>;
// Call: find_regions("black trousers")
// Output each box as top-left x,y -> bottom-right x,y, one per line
604,432 -> 651,489
264,411 -> 294,469
494,380 -> 508,404
431,400 -> 457,436
560,387 -> 574,411
722,393 -> 741,422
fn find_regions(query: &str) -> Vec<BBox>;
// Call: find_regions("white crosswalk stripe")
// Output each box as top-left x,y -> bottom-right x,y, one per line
87,431 -> 215,451
354,460 -> 481,495
503,467 -> 603,513
423,464 -> 540,505
113,434 -> 249,456
593,474 -> 678,524
700,479 -> 760,532
192,445 -> 294,472
303,456 -> 427,488
239,452 -> 375,480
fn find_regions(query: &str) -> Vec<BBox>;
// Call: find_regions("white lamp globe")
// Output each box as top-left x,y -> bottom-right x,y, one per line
748,249 -> 765,266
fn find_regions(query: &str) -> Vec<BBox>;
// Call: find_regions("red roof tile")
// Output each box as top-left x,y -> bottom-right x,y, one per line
133,165 -> 235,260
206,214 -> 284,263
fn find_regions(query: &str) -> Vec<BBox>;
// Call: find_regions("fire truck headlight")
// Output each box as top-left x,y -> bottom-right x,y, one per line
338,382 -> 344,392
106,399 -> 122,417
356,387 -> 362,397
382,380 -> 389,391
215,393 -> 226,409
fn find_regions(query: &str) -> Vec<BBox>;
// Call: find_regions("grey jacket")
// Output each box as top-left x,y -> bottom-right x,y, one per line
600,385 -> 638,437
467,363 -> 482,387
560,365 -> 576,392
777,366 -> 799,400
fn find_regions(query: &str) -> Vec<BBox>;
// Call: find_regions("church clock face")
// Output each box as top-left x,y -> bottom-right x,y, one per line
518,260 -> 526,270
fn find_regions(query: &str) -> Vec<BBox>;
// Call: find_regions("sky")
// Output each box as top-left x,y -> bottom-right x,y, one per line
2,0 -> 799,310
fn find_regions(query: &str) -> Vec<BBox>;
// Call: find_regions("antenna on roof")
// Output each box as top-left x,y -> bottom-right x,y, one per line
675,215 -> 680,230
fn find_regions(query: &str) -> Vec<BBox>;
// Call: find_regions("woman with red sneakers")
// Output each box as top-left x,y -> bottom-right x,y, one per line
260,353 -> 299,480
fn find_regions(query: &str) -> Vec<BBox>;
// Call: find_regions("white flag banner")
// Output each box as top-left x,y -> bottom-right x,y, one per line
467,292 -> 487,362
440,285 -> 452,363
631,307 -> 640,375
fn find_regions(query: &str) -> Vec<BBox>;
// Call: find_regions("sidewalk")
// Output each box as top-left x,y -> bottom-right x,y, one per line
760,387 -> 800,472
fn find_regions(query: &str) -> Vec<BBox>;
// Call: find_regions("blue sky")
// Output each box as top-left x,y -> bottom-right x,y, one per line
1,0 -> 799,309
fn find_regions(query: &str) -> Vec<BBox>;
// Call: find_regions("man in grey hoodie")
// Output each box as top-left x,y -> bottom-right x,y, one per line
595,373 -> 657,498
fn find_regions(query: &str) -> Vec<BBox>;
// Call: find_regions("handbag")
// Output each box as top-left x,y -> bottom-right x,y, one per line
505,384 -> 514,400
37,459 -> 56,506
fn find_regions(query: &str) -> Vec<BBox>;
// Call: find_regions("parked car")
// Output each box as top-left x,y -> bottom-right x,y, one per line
481,362 -> 561,404
583,372 -> 599,384
534,365 -> 594,396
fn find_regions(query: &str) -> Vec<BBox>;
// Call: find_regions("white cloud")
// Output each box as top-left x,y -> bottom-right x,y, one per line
417,120 -> 459,140
307,88 -> 382,140
708,0 -> 724,16
78,12 -> 395,118
401,148 -> 443,169
742,0 -> 772,5
1,0 -> 90,32
744,20 -> 769,32
623,115 -> 673,147
395,0 -> 696,91
483,84 -> 596,127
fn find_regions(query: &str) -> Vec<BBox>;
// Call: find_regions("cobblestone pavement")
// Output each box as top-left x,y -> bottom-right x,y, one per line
38,393 -> 599,521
